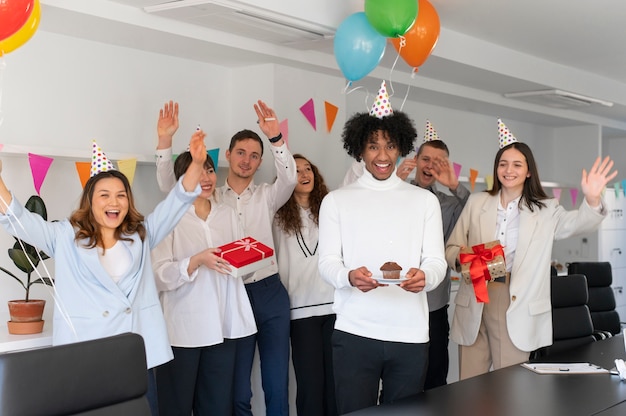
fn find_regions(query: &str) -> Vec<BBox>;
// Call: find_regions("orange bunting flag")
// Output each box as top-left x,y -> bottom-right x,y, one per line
28,153 -> 53,196
75,161 -> 91,188
117,158 -> 137,186
469,169 -> 479,191
485,175 -> 494,191
324,101 -> 338,133
280,119 -> 289,147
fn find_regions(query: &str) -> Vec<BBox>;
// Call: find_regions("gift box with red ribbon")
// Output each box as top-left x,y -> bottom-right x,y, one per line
218,236 -> 275,278
459,240 -> 506,303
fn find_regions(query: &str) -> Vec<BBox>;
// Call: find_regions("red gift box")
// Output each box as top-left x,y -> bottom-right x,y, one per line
218,237 -> 274,277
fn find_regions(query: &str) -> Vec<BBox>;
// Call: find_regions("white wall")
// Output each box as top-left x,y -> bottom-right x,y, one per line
0,26 -> 615,415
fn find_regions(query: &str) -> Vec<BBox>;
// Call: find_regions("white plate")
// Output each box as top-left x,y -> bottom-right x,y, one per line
372,276 -> 408,284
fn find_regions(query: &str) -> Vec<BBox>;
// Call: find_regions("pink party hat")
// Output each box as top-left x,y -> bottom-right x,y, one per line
497,118 -> 519,148
91,140 -> 116,177
423,120 -> 440,142
370,80 -> 393,119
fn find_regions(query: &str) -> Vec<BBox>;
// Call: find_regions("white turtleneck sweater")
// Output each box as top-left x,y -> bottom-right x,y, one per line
319,167 -> 447,343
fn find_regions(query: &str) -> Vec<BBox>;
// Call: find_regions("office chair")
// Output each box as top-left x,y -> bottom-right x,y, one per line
567,261 -> 623,337
0,332 -> 151,416
535,274 -> 596,358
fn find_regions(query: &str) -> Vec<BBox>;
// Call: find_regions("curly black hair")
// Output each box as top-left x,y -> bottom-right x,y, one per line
342,111 -> 417,161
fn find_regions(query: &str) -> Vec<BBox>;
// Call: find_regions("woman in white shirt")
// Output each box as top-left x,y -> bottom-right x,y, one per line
446,141 -> 616,380
273,154 -> 336,416
152,151 -> 256,415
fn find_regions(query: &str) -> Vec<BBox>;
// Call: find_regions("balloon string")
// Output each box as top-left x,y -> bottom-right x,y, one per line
342,80 -> 369,112
0,193 -> 77,340
388,36 -> 406,100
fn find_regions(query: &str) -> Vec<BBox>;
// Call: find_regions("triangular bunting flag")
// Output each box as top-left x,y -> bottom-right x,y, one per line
324,101 -> 338,133
552,188 -> 562,202
453,162 -> 462,179
485,174 -> 494,191
280,119 -> 289,147
300,98 -> 316,130
207,148 -> 219,166
622,179 -> 626,196
117,158 -> 137,186
570,188 -> 578,206
75,162 -> 91,188
28,153 -> 53,196
469,168 -> 479,191
614,182 -> 621,198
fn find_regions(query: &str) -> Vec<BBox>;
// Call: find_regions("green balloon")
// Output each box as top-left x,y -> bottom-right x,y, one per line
365,0 -> 418,38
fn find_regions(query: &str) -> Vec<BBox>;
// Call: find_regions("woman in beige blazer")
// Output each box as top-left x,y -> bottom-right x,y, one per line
446,141 -> 616,380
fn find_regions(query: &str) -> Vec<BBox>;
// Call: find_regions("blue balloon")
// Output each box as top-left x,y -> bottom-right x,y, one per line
334,12 -> 387,82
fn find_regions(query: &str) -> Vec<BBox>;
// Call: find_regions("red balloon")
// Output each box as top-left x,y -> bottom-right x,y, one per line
0,0 -> 34,41
390,0 -> 440,70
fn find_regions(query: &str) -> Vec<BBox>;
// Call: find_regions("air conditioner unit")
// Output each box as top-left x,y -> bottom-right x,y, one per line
504,89 -> 614,109
144,0 -> 359,45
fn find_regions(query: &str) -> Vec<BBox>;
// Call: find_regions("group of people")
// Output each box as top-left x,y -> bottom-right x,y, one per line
0,87 -> 617,416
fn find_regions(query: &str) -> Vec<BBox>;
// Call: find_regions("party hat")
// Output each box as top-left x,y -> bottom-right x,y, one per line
423,120 -> 441,142
91,140 -> 116,177
369,80 -> 393,119
498,118 -> 519,148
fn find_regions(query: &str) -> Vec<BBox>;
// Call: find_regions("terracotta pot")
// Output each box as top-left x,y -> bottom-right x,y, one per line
7,320 -> 45,335
8,299 -> 46,323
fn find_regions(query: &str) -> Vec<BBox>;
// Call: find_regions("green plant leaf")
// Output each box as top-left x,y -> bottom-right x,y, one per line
29,277 -> 54,287
8,248 -> 35,274
0,266 -> 26,290
25,195 -> 47,220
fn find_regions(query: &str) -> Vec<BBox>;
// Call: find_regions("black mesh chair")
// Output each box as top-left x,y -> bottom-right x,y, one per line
534,274 -> 596,358
0,332 -> 150,416
567,261 -> 623,337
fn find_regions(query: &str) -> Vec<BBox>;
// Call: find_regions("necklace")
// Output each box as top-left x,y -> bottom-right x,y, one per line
296,229 -> 318,257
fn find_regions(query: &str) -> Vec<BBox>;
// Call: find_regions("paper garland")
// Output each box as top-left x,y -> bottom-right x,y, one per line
28,153 -> 53,196
117,158 -> 136,186
300,98 -> 316,130
324,101 -> 338,133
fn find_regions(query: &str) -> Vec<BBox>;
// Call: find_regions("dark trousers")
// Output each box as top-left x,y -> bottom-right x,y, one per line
424,305 -> 450,390
233,274 -> 290,416
147,369 -> 159,416
331,330 -> 428,415
156,340 -> 236,416
291,314 -> 338,416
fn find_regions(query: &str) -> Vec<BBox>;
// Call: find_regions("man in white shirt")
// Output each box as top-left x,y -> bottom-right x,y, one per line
155,100 -> 296,416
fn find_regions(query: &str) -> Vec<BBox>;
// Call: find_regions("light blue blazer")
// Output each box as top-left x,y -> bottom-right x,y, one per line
0,179 -> 200,368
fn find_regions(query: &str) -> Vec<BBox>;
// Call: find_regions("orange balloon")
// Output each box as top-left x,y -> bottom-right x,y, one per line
390,0 -> 440,69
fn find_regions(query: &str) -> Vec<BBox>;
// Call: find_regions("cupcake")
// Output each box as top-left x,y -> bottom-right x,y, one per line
380,262 -> 402,279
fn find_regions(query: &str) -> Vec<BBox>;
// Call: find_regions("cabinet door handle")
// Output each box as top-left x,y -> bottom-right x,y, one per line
612,248 -> 622,255
614,286 -> 623,294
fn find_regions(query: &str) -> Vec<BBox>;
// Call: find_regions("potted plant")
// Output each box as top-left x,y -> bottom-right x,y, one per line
0,195 -> 53,335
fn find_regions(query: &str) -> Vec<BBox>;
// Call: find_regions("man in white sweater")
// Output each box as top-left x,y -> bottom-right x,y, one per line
318,87 -> 447,414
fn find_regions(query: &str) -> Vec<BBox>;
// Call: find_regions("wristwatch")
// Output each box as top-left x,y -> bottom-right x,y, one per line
269,132 -> 283,143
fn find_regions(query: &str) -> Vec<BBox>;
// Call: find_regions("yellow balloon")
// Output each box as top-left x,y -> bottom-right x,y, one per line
0,0 -> 40,55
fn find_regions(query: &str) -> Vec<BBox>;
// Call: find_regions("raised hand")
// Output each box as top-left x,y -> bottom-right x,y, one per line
157,100 -> 179,149
397,156 -> 417,181
253,100 -> 281,142
581,156 -> 618,207
431,156 -> 459,191
189,130 -> 207,165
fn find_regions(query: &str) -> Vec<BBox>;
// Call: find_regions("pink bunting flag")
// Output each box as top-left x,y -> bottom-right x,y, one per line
28,153 -> 53,196
570,188 -> 578,206
280,119 -> 289,147
552,188 -> 562,202
453,162 -> 462,179
300,98 -> 316,131
0,144 -> 4,152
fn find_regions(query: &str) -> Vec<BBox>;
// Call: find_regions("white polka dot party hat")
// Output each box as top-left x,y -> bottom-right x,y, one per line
423,119 -> 440,142
497,118 -> 519,148
369,80 -> 393,119
91,140 -> 116,177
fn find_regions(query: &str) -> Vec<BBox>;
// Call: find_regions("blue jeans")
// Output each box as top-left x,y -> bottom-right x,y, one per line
233,274 -> 290,416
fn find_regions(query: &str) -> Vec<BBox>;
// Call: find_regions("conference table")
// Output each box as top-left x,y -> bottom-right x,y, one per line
346,334 -> 626,416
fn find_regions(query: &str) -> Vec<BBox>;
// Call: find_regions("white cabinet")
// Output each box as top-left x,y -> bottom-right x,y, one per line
598,192 -> 626,321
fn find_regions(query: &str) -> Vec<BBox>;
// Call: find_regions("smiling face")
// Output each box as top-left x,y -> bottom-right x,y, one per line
90,177 -> 129,233
497,147 -> 530,194
199,166 -> 217,198
361,130 -> 400,181
226,138 -> 263,180
294,157 -> 314,196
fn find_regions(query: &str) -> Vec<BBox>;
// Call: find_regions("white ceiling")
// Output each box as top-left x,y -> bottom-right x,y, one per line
40,0 -> 626,137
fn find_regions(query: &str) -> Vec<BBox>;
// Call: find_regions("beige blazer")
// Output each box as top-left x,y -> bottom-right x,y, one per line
445,192 -> 606,352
